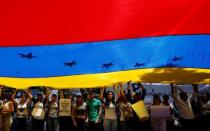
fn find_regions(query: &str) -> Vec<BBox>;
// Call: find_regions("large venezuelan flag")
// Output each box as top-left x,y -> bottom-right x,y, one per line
0,0 -> 210,89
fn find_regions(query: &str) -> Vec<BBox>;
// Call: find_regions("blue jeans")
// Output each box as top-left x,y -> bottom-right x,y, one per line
47,117 -> 59,131
104,119 -> 118,131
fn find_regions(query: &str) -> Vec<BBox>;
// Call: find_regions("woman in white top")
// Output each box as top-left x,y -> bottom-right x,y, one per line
104,91 -> 118,131
46,91 -> 59,131
201,94 -> 210,114
72,94 -> 87,131
31,92 -> 46,131
0,86 -> 3,130
170,84 -> 195,131
117,94 -> 133,131
1,89 -> 15,131
14,90 -> 32,131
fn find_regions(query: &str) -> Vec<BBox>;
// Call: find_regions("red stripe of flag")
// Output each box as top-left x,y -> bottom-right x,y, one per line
0,0 -> 210,46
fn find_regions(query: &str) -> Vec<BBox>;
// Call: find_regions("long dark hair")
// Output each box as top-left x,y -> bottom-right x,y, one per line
76,95 -> 84,105
105,91 -> 115,108
153,94 -> 161,105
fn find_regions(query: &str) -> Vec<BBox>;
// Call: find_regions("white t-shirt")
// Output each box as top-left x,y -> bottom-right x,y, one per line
202,100 -> 210,114
172,95 -> 195,119
16,99 -> 29,118
74,103 -> 86,118
32,101 -> 45,120
48,102 -> 59,118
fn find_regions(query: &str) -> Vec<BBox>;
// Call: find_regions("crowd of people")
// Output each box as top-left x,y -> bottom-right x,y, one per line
0,82 -> 210,131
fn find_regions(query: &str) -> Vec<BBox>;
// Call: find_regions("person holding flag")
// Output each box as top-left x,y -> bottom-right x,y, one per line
86,90 -> 102,131
13,89 -> 33,131
1,86 -> 15,131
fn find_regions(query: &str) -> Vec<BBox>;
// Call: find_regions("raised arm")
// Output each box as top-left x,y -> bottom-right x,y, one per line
26,89 -> 33,104
11,89 -> 17,102
113,84 -> 120,97
190,84 -> 201,101
170,83 -> 179,101
170,83 -> 175,95
119,82 -> 124,95
99,87 -> 105,100
127,81 -> 132,93
126,81 -> 132,103
59,90 -> 64,99
45,87 -> 51,103
138,82 -> 146,100
132,82 -> 140,92
170,83 -> 177,96
0,85 -> 3,98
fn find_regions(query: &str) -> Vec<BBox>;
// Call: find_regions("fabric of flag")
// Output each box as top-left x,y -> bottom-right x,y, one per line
0,0 -> 210,89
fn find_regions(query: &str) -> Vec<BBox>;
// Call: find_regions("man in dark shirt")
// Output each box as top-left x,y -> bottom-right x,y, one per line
126,82 -> 149,131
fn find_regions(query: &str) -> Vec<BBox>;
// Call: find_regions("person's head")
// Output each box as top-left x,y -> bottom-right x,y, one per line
163,94 -> 169,105
5,91 -> 12,100
179,91 -> 188,101
119,94 -> 128,103
20,93 -> 27,103
192,84 -> 198,92
123,91 -> 126,95
76,95 -> 84,105
153,94 -> 161,105
88,91 -> 95,100
106,91 -> 115,102
201,94 -> 209,103
51,94 -> 57,102
37,92 -> 43,101
86,94 -> 90,100
132,92 -> 141,102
